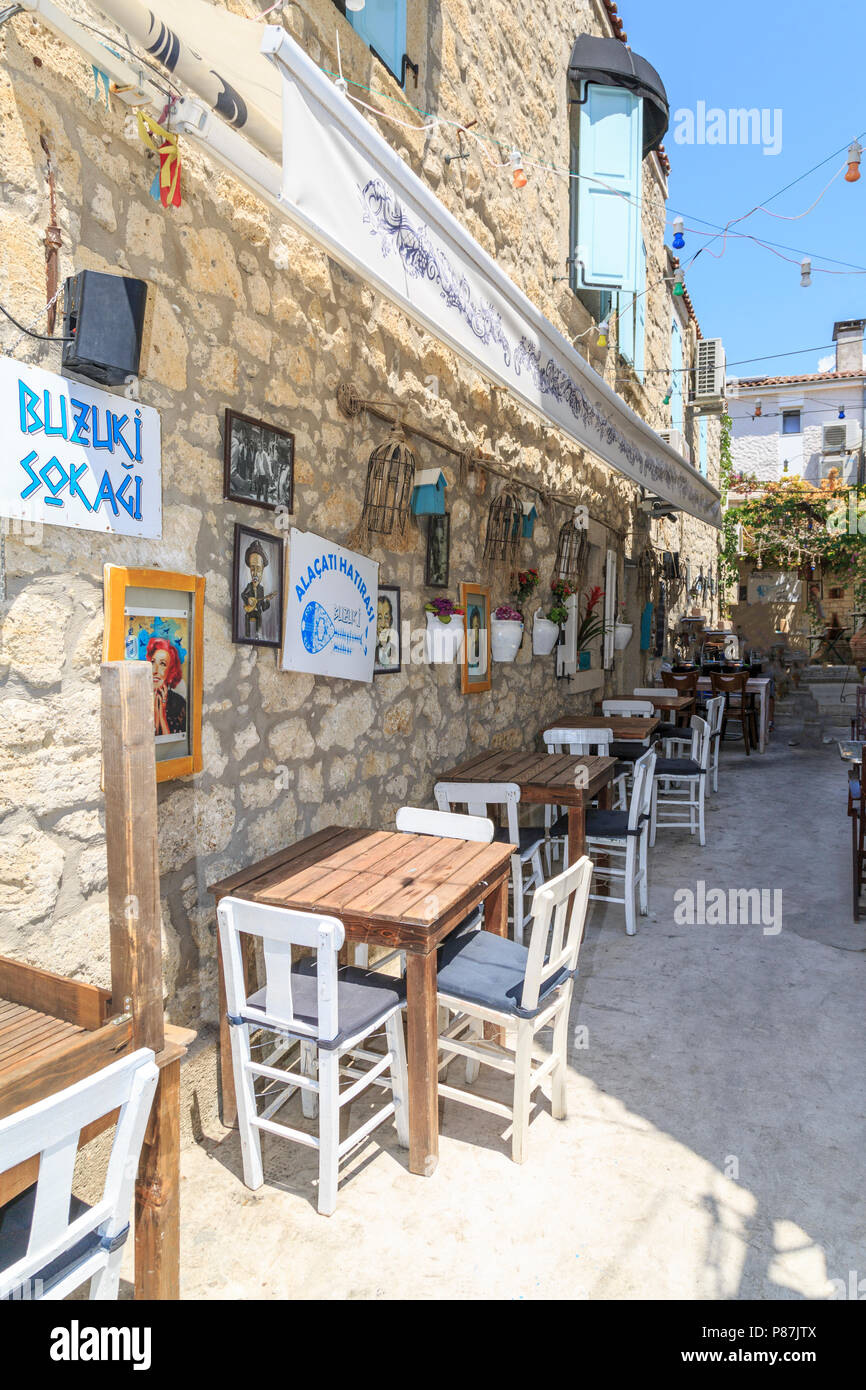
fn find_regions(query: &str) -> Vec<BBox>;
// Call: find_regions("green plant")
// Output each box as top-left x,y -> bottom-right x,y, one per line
547,577 -> 573,625
575,585 -> 608,651
511,567 -> 540,607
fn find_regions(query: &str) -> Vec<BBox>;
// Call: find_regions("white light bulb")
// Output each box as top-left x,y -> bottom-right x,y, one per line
346,0 -> 365,10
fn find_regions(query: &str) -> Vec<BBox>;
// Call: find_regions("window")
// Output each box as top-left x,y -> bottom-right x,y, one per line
339,0 -> 407,86
569,83 -> 643,322
782,410 -> 801,434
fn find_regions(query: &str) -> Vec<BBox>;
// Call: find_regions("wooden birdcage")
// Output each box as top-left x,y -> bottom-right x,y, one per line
482,488 -> 522,565
360,423 -> 416,536
554,513 -> 589,586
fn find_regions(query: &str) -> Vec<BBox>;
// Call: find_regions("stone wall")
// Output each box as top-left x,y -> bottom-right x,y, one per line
0,0 -> 721,1041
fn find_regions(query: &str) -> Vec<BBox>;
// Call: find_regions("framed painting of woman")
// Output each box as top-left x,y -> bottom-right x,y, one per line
103,565 -> 205,783
459,582 -> 491,694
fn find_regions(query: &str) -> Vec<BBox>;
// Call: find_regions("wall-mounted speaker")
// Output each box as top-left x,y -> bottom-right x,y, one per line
62,271 -> 148,387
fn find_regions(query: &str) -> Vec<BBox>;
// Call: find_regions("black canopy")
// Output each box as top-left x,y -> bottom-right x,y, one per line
568,34 -> 669,159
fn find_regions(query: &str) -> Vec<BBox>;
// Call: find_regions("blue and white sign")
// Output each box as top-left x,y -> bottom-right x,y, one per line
0,354 -> 162,537
282,527 -> 379,682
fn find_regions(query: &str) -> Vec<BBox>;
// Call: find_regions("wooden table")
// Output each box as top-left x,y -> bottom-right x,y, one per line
208,825 -> 513,1179
438,750 -> 617,865
548,715 -> 659,742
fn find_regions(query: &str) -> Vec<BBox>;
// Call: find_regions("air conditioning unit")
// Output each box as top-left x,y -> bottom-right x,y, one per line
660,428 -> 692,464
693,338 -> 727,410
822,419 -> 861,455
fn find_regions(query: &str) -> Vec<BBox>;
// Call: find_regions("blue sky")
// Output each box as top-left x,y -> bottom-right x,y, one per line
622,0 -> 866,379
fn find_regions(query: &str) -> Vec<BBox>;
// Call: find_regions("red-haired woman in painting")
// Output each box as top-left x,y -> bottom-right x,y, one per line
147,637 -> 187,737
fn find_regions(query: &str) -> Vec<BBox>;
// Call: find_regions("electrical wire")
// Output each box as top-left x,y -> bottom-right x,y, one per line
0,300 -> 72,342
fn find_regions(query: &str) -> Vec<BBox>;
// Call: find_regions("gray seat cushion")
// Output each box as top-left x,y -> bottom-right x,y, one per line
492,825 -> 544,859
653,721 -> 680,738
850,780 -> 861,801
654,757 -> 702,777
609,741 -> 644,761
244,963 -> 404,1049
585,808 -> 642,838
0,1185 -> 101,1298
437,929 -> 573,1020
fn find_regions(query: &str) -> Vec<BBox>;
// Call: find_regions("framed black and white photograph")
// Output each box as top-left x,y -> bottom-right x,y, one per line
374,584 -> 401,675
231,523 -> 284,648
425,513 -> 450,588
224,408 -> 294,513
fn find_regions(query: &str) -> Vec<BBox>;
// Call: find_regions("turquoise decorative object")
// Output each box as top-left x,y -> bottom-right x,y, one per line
579,650 -> 591,670
521,502 -> 538,539
410,468 -> 447,516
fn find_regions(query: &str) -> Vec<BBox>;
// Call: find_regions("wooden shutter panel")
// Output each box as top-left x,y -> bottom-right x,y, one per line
348,1 -> 407,82
576,84 -> 643,291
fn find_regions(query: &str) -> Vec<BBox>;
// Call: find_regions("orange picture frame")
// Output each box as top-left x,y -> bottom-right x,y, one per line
103,565 -> 205,783
460,582 -> 491,695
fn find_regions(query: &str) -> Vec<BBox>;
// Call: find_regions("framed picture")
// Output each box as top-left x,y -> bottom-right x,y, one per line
103,565 -> 205,783
425,513 -> 450,588
374,584 -> 401,675
460,582 -> 491,694
232,523 -> 284,648
223,408 -> 294,513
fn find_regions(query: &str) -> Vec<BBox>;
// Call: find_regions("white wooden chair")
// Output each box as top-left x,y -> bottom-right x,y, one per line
435,855 -> 593,1163
542,726 -> 627,867
649,715 -> 711,847
0,1049 -> 158,1301
433,782 -> 543,944
602,698 -> 655,718
633,687 -> 681,750
585,747 -> 656,936
218,895 -> 409,1216
705,695 -> 726,793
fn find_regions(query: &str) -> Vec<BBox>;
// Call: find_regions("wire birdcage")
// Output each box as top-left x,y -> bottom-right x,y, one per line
554,513 -> 589,586
482,488 -> 522,565
360,423 -> 416,536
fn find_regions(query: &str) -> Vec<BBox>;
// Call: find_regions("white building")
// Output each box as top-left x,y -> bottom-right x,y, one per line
727,320 -> 866,485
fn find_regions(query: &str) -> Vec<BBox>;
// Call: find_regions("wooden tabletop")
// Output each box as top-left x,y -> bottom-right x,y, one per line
545,715 -> 659,741
440,749 -> 617,807
634,693 -> 693,712
208,824 -> 514,953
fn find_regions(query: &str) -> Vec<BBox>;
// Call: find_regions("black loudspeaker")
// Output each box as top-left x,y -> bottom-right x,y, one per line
62,271 -> 148,386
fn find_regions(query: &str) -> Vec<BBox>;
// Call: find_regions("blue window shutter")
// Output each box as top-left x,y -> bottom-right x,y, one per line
348,1 -> 406,83
671,318 -> 684,431
634,242 -> 647,382
576,84 -> 643,291
699,416 -> 708,475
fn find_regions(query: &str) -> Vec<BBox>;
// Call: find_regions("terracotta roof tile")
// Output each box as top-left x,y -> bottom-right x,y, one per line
734,369 -> 865,388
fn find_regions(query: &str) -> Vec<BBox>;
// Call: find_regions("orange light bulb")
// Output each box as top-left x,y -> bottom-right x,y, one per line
846,141 -> 862,182
510,148 -> 527,189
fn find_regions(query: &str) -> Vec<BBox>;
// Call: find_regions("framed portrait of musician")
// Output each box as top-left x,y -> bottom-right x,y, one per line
231,523 -> 284,649
223,408 -> 294,514
103,565 -> 205,783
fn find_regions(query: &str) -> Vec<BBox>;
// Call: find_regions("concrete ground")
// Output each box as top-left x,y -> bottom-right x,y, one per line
125,738 -> 865,1300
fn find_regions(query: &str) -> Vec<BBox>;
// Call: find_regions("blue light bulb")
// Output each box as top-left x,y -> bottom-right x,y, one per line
672,217 -> 685,251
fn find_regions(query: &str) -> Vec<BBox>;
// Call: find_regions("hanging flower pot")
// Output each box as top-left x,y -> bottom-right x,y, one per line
491,605 -> 523,662
532,614 -> 560,656
424,598 -> 464,664
613,621 -> 633,651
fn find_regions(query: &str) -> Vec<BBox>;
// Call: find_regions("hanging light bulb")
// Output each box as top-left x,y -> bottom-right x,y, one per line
839,406 -> 846,420
346,0 -> 366,9
846,140 -> 862,183
597,318 -> 609,348
672,216 -> 685,251
673,268 -> 684,297
754,398 -> 763,418
800,257 -> 812,288
510,149 -> 527,189
663,382 -> 672,405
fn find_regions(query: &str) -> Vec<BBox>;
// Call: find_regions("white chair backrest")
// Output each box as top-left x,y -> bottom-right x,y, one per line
0,1048 -> 158,1300
522,856 -> 593,1012
632,688 -> 662,699
396,806 -> 494,843
218,896 -> 345,1043
688,715 -> 711,770
629,747 -> 657,830
434,781 -> 521,845
542,726 -> 613,756
705,695 -> 725,737
602,699 -> 655,717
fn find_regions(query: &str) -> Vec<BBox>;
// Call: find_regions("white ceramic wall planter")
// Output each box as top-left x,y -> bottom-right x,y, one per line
613,621 -> 633,652
425,612 -> 463,664
490,618 -> 523,662
532,616 -> 560,656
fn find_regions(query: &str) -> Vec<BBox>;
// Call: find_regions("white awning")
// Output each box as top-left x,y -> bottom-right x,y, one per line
87,0 -> 720,526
